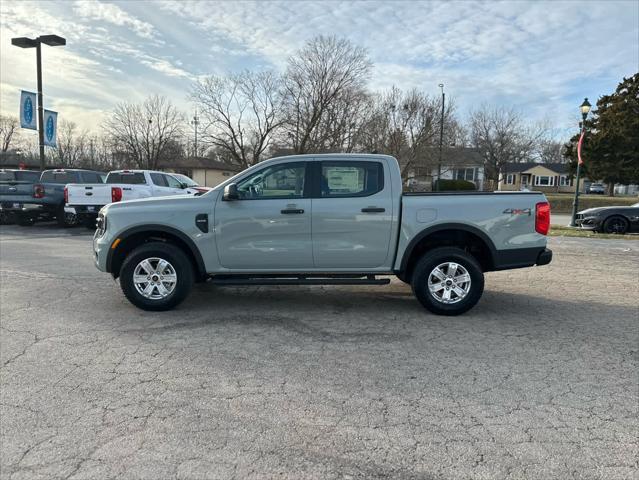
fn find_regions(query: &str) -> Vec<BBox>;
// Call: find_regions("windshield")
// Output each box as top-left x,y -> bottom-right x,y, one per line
171,174 -> 198,187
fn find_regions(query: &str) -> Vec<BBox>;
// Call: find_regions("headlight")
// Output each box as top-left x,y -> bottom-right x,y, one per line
96,213 -> 106,235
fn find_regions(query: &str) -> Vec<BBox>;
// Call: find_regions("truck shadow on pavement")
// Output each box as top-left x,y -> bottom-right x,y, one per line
115,282 -> 636,341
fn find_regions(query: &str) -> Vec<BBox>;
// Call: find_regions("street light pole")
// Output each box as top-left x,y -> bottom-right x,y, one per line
569,98 -> 592,227
11,35 -> 66,172
436,83 -> 445,191
191,111 -> 199,157
35,41 -> 45,172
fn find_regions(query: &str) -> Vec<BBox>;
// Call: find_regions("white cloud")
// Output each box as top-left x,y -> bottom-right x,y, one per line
73,0 -> 156,39
1,0 -> 636,137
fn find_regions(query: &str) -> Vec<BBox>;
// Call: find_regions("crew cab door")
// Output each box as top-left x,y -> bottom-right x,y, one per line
311,160 -> 393,268
214,162 -> 313,269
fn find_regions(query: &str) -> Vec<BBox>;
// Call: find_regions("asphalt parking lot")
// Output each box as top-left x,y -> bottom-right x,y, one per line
1,224 -> 637,480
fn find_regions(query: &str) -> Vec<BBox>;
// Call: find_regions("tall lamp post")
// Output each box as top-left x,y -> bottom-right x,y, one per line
11,35 -> 66,172
436,83 -> 445,191
191,111 -> 200,157
569,98 -> 592,227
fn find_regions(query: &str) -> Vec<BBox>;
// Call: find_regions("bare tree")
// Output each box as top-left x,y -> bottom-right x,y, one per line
537,138 -> 566,164
52,119 -> 89,167
357,87 -> 459,179
0,115 -> 19,152
106,95 -> 183,169
468,105 -> 544,182
192,70 -> 283,169
283,35 -> 372,154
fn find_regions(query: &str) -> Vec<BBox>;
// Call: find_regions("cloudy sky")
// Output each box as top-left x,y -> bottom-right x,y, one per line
1,0 -> 637,139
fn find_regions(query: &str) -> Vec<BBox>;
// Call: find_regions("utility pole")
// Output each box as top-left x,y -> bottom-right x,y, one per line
191,111 -> 199,157
436,83 -> 445,191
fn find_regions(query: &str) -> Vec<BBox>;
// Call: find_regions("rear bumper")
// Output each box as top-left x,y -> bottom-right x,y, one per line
66,205 -> 102,218
536,248 -> 553,266
493,246 -> 553,270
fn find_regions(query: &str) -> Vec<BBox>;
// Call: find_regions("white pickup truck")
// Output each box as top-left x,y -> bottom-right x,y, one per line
65,170 -> 204,226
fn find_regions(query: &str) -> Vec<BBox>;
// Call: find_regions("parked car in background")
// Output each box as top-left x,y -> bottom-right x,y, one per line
587,183 -> 606,194
0,169 -> 42,225
65,170 -> 204,227
93,154 -> 553,315
2,168 -> 103,226
576,202 -> 639,234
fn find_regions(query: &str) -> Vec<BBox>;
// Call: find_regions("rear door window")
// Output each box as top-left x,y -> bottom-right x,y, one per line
320,162 -> 383,197
150,173 -> 168,187
106,172 -> 146,184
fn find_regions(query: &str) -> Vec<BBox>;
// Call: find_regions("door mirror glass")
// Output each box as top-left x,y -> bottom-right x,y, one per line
223,183 -> 239,201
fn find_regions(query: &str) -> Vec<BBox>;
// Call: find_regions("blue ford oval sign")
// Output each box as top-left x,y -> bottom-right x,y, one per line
46,116 -> 54,142
20,91 -> 37,130
23,97 -> 33,124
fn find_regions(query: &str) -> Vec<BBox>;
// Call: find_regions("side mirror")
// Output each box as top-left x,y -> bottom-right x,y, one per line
223,183 -> 239,201
180,183 -> 189,189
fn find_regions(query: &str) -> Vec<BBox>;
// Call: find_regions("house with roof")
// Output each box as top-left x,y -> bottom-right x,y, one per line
498,162 -> 584,193
408,147 -> 486,190
159,156 -> 241,187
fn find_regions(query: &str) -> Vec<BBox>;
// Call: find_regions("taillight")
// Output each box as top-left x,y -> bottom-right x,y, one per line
33,184 -> 45,198
535,201 -> 550,235
111,186 -> 122,203
63,186 -> 68,204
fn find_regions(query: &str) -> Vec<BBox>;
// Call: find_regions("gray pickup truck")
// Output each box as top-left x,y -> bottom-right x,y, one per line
1,168 -> 104,226
93,154 -> 552,315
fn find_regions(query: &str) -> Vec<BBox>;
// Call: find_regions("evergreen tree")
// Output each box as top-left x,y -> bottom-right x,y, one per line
564,74 -> 639,194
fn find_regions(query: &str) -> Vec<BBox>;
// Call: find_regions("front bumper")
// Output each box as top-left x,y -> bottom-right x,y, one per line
92,230 -> 110,272
575,215 -> 602,231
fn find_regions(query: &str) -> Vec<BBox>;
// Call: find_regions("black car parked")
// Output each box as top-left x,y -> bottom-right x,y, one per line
0,168 -> 104,226
576,202 -> 639,234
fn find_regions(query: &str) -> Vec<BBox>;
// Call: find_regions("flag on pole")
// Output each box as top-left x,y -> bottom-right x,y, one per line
19,90 -> 37,130
43,110 -> 58,147
577,131 -> 585,165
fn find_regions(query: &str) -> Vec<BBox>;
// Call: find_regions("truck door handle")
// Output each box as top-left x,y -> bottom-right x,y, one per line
281,208 -> 304,214
361,207 -> 385,213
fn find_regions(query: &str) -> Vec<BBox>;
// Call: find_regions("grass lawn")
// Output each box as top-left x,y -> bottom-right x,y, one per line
549,225 -> 639,240
546,194 -> 638,213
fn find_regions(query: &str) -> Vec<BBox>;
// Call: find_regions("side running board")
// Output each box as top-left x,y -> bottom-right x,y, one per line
210,275 -> 390,286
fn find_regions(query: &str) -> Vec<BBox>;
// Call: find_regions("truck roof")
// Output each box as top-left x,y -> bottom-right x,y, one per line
260,153 -> 398,167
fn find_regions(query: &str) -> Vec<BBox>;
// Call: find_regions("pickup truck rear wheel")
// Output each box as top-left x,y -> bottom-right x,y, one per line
120,242 -> 194,311
411,247 -> 484,316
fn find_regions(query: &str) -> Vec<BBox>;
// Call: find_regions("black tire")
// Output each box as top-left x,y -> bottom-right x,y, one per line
602,216 -> 628,234
411,247 -> 484,316
16,216 -> 35,227
120,242 -> 194,311
56,205 -> 76,228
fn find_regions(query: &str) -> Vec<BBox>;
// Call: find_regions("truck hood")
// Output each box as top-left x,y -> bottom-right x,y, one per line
102,193 -> 212,214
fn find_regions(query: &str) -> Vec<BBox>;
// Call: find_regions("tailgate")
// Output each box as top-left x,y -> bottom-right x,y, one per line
66,184 -> 112,206
0,181 -> 33,198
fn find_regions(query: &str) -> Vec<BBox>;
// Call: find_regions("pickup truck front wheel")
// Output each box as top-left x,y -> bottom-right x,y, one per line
411,247 -> 484,316
120,242 -> 194,311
